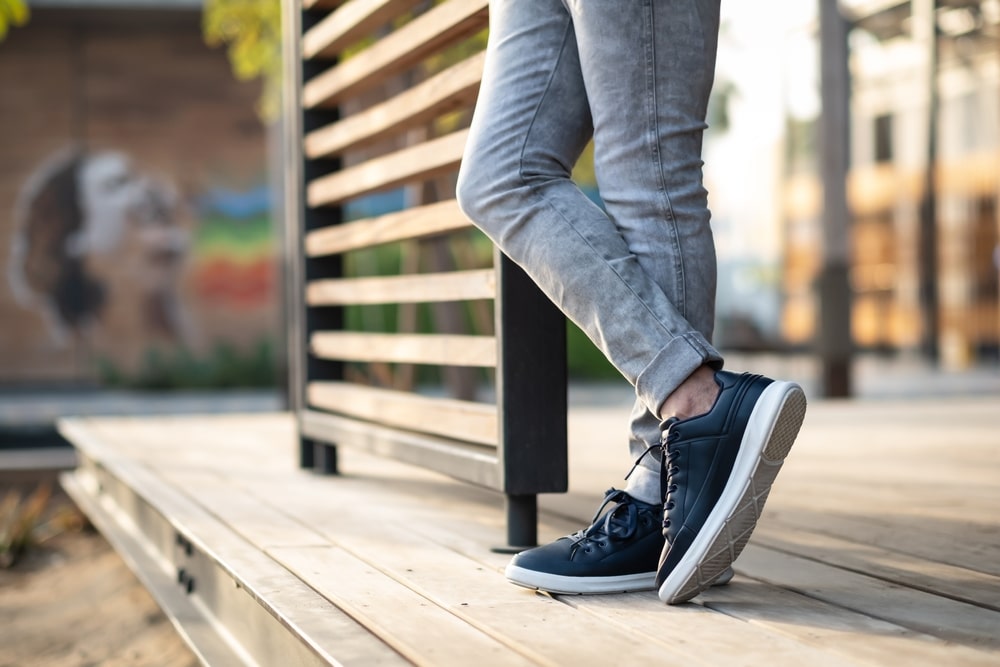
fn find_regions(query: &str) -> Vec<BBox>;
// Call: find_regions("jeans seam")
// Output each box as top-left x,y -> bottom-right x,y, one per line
645,0 -> 687,321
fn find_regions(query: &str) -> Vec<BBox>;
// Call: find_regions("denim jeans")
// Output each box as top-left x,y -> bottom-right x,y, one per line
456,0 -> 724,502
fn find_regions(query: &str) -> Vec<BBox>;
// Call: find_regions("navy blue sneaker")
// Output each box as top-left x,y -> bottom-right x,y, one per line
505,488 -> 735,594
505,489 -> 664,594
656,370 -> 806,604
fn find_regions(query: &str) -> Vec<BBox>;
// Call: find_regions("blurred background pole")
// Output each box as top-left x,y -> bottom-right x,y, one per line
818,0 -> 853,397
913,0 -> 940,363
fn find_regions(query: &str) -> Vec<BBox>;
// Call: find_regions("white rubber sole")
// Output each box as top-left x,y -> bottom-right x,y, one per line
657,380 -> 807,605
505,563 -> 736,596
505,565 -> 656,595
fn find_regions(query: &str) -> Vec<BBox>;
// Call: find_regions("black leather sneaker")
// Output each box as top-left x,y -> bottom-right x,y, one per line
505,488 -> 665,594
655,370 -> 807,604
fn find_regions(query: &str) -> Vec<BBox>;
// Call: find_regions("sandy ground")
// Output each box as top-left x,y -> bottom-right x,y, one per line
0,482 -> 198,667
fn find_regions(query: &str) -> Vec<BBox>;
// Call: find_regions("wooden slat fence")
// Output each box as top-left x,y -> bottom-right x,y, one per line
282,0 -> 568,547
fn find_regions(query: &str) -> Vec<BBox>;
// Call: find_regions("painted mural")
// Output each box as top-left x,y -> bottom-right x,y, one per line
0,10 -> 280,387
2,146 -> 278,388
7,147 -> 193,348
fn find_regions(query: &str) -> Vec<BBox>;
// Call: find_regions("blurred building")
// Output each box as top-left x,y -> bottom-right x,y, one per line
0,0 -> 279,387
782,0 -> 1000,365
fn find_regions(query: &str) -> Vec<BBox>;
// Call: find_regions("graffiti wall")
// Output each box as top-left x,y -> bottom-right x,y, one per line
0,9 -> 279,387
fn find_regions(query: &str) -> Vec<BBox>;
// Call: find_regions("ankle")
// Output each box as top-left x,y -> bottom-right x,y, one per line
658,365 -> 720,422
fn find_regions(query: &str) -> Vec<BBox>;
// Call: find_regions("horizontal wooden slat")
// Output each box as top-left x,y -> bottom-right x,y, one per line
306,200 -> 472,257
311,331 -> 497,367
307,269 -> 495,305
307,381 -> 498,446
307,129 -> 468,207
303,0 -> 423,60
305,50 -> 484,158
303,0 -> 489,109
300,409 -> 500,486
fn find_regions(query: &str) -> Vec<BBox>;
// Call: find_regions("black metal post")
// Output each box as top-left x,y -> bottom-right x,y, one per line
283,0 -> 344,470
493,251 -> 568,550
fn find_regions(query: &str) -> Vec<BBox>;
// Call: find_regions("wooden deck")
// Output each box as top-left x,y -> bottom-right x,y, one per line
59,394 -> 1000,666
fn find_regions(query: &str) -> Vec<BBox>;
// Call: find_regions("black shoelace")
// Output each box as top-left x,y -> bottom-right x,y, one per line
568,488 -> 645,556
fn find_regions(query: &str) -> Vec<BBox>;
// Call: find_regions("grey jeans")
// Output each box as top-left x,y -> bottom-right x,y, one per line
456,0 -> 724,502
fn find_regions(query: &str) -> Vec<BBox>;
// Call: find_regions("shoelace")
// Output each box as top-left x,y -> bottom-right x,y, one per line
568,488 -> 644,556
623,418 -> 682,537
661,418 -> 682,535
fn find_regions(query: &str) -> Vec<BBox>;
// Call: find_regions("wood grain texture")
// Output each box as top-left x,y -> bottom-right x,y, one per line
58,396 -> 1000,666
305,200 -> 471,257
305,50 -> 484,158
302,0 -> 489,109
307,129 -> 468,207
307,269 -> 495,305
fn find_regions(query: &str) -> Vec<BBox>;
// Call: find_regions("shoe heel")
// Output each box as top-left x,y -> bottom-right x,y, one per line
763,385 -> 807,462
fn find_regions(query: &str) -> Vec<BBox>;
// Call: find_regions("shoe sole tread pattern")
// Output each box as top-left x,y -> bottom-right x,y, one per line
657,381 -> 807,605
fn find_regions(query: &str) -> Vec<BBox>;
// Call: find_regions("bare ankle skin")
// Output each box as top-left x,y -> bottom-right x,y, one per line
658,365 -> 720,422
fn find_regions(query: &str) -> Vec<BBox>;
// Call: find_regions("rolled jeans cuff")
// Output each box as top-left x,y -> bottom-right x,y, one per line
635,331 -> 722,420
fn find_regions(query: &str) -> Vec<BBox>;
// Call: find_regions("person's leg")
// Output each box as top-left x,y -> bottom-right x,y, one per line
459,0 -> 805,601
556,0 -> 724,503
458,2 -> 724,425
459,0 -> 704,594
460,0 -> 726,510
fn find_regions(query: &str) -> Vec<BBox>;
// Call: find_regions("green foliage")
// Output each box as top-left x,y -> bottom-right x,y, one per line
0,0 -> 28,42
98,339 -> 278,390
566,320 -> 619,380
203,0 -> 281,123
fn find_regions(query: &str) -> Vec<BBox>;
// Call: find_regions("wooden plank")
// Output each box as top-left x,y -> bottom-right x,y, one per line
274,546 -> 536,667
698,575 -> 998,666
753,523 -> 1000,611
235,445 -> 944,667
61,412 -> 1000,666
230,464 -> 827,667
60,471 -> 247,667
310,330 -> 496,366
307,129 -> 468,207
303,0 -> 489,108
146,454 -> 741,667
303,0 -> 424,60
307,269 -> 495,305
735,543 -> 1000,651
305,200 -> 471,257
560,592 -> 862,667
58,418 -> 409,667
301,409 -> 500,487
307,381 -> 498,445
305,50 -> 484,157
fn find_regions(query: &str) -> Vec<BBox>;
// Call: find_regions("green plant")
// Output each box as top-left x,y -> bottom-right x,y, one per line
203,0 -> 281,123
0,0 -> 28,42
0,484 -> 85,568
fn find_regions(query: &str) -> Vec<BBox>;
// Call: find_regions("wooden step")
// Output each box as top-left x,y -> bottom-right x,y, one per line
56,398 -> 1000,666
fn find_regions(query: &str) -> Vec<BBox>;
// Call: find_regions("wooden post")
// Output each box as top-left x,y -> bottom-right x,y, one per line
914,0 -> 941,363
818,0 -> 853,397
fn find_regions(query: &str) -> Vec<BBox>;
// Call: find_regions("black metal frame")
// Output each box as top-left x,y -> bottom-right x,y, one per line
282,0 -> 568,548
